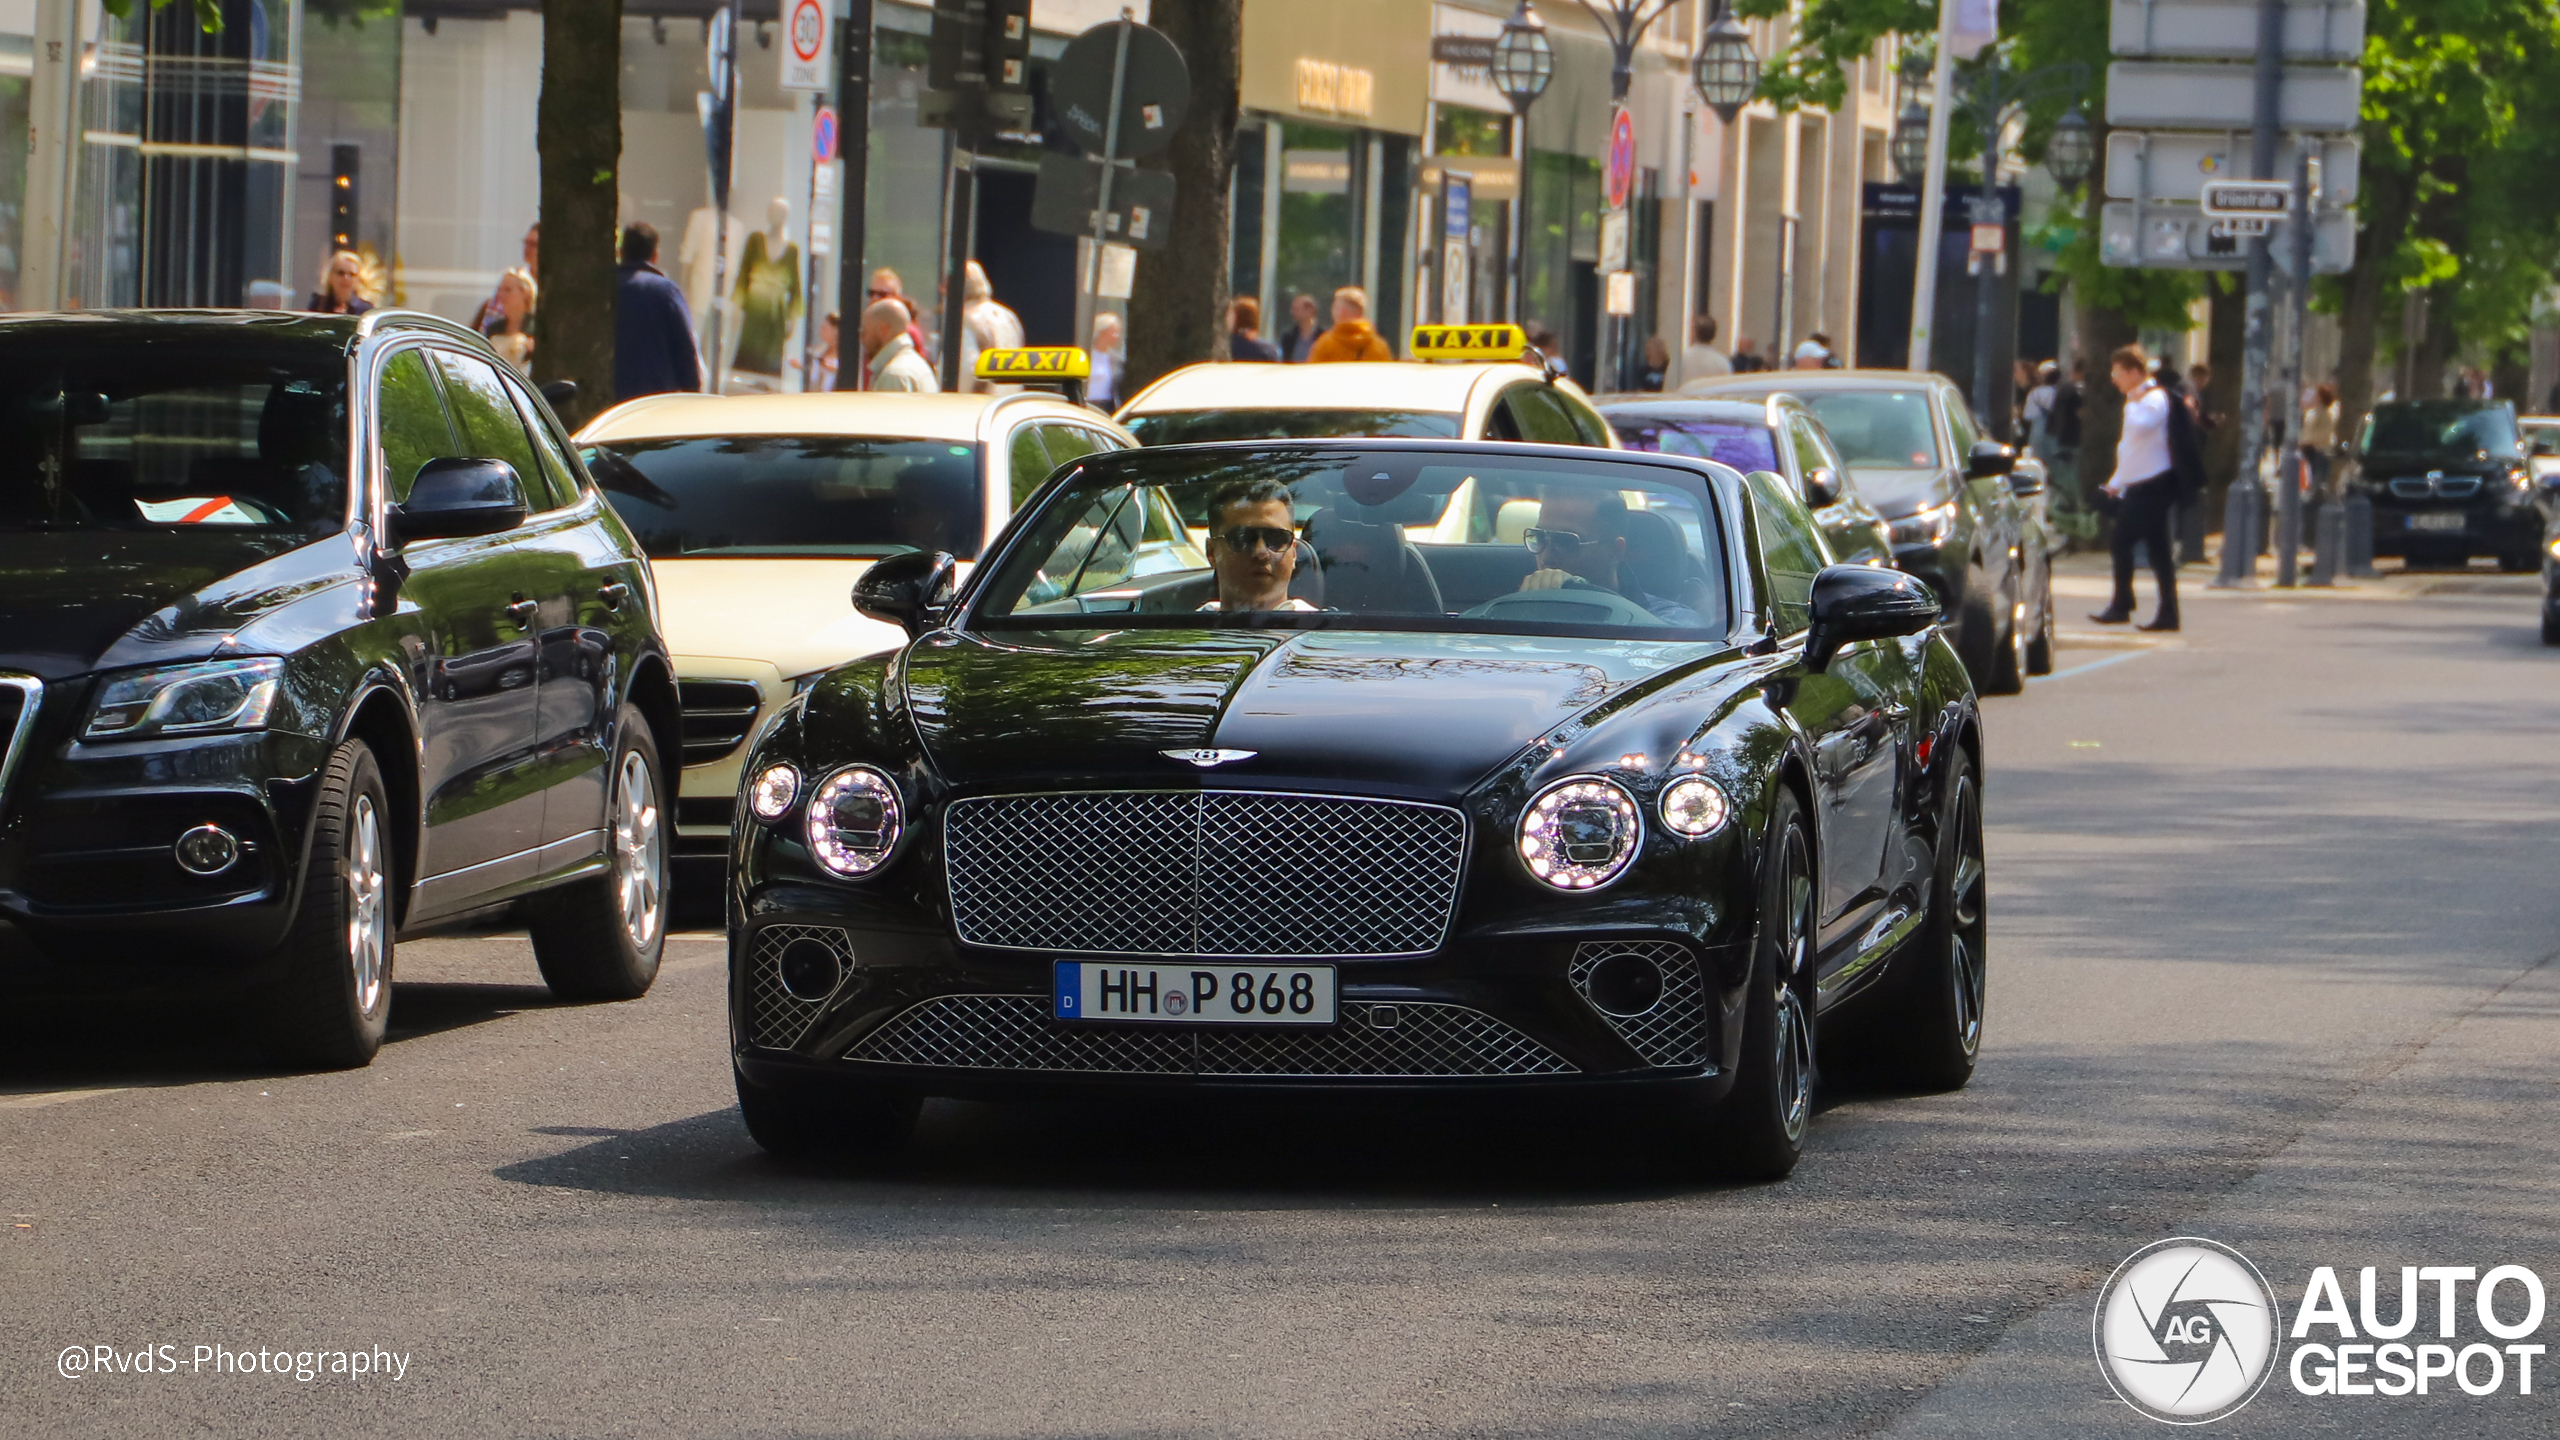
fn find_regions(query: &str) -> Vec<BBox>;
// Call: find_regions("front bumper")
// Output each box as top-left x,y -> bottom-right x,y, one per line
2366,500 -> 2542,557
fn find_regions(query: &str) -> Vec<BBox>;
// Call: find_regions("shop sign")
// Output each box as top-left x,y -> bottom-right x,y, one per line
1430,3 -> 1507,110
1243,0 -> 1430,136
780,0 -> 832,91
1296,58 -> 1377,119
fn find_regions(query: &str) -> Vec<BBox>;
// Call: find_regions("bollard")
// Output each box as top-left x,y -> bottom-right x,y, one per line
2213,479 -> 2262,587
2307,500 -> 2344,586
2177,498 -> 2208,566
2344,493 -> 2377,577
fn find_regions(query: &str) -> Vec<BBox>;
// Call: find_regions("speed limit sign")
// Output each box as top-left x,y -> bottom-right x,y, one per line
779,0 -> 832,91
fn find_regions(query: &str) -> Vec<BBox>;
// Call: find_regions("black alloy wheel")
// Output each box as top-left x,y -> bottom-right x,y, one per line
526,706 -> 668,1000
258,739 -> 395,1069
1695,788 -> 1818,1182
736,1067 -> 921,1160
1880,746 -> 1987,1090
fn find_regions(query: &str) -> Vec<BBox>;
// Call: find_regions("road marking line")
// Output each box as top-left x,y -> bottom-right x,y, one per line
0,1088 -> 129,1110
2029,651 -> 2150,684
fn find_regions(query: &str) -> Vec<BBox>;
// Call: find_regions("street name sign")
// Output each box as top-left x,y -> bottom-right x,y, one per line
2108,0 -> 2364,60
2104,131 -> 2359,205
2105,62 -> 2362,132
2201,179 -> 2291,218
2101,200 -> 2353,272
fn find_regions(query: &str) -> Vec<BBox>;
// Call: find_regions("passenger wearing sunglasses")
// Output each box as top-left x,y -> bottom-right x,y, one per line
1198,480 -> 1318,613
1520,490 -> 1701,625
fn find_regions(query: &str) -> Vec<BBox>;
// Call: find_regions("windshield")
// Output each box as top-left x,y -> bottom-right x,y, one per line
588,435 -> 985,558
973,448 -> 1730,640
1795,390 -> 1941,469
2361,403 -> 2522,460
1122,409 -> 1464,445
0,341 -> 348,534
1607,416 -> 1780,472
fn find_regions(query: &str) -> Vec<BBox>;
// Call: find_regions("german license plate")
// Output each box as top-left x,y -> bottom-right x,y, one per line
2408,512 -> 2466,532
1053,961 -> 1337,1025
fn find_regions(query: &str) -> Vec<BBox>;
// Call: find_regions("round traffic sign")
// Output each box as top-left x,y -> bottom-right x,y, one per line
812,105 -> 838,164
1604,105 -> 1637,211
1052,21 -> 1191,161
790,0 -> 825,64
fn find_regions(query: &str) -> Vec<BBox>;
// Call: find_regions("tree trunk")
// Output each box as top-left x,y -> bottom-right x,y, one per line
2201,277 -> 2243,489
2335,163 -> 2409,444
1124,0 -> 1241,399
2072,181 -> 2138,506
2404,158 -> 2467,400
534,0 -> 623,429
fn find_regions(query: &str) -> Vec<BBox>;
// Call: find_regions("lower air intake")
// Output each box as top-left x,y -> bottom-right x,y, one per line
1569,940 -> 1713,1068
746,925 -> 854,1050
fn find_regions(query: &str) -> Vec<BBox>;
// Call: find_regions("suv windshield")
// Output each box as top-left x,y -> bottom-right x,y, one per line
973,447 -> 1730,639
2361,403 -> 2522,460
0,340 -> 348,534
589,435 -> 985,558
1122,409 -> 1463,445
1793,390 -> 1940,469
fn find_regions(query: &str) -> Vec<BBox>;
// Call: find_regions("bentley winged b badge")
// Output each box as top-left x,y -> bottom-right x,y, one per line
1161,748 -> 1257,769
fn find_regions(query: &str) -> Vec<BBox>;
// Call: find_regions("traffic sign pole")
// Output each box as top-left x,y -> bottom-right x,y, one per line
2215,0 -> 2284,590
1077,17 -> 1135,361
831,0 -> 872,391
1907,0 -> 1958,374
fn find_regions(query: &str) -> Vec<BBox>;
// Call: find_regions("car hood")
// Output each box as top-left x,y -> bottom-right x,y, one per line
0,531 -> 334,680
2359,451 -> 2511,477
901,628 -> 1713,795
1842,465 -> 1955,518
651,557 -> 934,680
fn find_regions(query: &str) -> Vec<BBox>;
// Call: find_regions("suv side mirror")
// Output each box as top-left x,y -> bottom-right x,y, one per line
1803,466 -> 1843,508
1966,440 -> 2017,479
389,458 -> 528,545
2007,462 -> 2047,497
538,380 -> 578,410
1804,564 -> 1939,672
853,549 -> 959,637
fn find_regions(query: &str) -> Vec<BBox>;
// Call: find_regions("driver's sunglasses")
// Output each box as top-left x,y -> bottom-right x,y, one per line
1215,525 -> 1296,554
1523,526 -> 1589,555
866,287 -> 896,299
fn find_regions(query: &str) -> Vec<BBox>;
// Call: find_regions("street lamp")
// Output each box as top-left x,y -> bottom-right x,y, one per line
2044,105 -> 2095,187
1493,1 -> 1554,328
1690,7 -> 1759,125
1891,98 -> 1933,186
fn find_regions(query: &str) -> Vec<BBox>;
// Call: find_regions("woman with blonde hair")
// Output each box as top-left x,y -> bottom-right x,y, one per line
483,267 -> 538,372
308,250 -> 373,316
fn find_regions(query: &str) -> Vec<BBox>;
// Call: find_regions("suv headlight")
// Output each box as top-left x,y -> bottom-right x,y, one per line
84,658 -> 283,741
1888,502 -> 1958,547
804,765 -> 903,877
1518,776 -> 1642,891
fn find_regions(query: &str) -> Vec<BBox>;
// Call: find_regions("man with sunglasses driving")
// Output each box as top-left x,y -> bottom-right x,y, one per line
1198,479 -> 1318,613
1520,489 -> 1700,625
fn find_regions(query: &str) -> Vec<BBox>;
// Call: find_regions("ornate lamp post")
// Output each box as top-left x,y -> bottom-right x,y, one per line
1690,6 -> 1760,125
1492,1 -> 1554,326
1890,52 -> 1933,185
1948,56 -> 2090,431
2045,106 -> 2095,188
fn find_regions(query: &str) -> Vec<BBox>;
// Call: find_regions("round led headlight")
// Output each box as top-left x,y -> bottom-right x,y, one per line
803,765 -> 903,877
1659,775 -> 1731,838
746,763 -> 800,822
1517,776 -> 1642,891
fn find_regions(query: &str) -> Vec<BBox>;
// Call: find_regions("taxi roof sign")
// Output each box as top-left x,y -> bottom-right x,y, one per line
975,346 -> 1090,381
1409,323 -> 1529,361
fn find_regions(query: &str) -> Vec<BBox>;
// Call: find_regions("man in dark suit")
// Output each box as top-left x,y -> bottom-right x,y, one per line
615,223 -> 703,400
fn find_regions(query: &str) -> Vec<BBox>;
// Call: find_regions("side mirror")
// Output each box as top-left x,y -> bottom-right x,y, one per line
539,380 -> 578,410
1804,564 -> 1939,672
2533,440 -> 2555,457
1803,466 -> 1843,508
853,549 -> 959,637
389,458 -> 528,545
1966,440 -> 2017,479
2007,461 -> 2047,497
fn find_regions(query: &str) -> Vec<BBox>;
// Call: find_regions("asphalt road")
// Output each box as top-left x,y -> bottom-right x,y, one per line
6,560 -> 2556,1439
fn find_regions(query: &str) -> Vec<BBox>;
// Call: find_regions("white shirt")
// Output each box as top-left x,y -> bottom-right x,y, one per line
2109,385 -> 2172,494
1679,343 -> 1732,386
865,334 -> 939,393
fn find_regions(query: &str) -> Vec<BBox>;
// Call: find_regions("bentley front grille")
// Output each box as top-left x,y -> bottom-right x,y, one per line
943,791 -> 1467,957
745,924 -> 854,1050
677,679 -> 765,766
1570,940 -> 1714,1068
842,994 -> 1577,1078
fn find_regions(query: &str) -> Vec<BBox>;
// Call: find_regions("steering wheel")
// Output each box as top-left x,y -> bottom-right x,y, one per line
1464,582 -> 1666,627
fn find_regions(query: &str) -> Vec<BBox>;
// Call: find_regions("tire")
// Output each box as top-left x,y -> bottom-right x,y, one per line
1879,746 -> 1988,1091
1952,563 -> 1998,688
2542,602 -> 2560,646
1984,570 -> 2027,695
1692,789 -> 1817,1182
526,706 -> 668,1000
2499,551 -> 2538,574
2024,565 -> 2056,676
258,739 -> 395,1069
736,1066 -> 919,1160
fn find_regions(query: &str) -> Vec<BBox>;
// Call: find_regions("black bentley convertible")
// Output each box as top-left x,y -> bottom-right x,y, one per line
727,439 -> 1985,1178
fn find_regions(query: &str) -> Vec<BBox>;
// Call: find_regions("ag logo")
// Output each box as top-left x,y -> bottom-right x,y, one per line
2094,1238 -> 2282,1424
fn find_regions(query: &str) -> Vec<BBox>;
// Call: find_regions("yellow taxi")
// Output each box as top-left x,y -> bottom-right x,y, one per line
1115,323 -> 1621,450
576,360 -> 1134,880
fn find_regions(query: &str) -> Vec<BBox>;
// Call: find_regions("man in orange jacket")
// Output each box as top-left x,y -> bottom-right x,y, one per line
1307,286 -> 1395,363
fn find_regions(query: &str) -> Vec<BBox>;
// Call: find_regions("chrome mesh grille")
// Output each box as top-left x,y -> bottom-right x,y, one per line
1570,940 -> 1714,1068
843,995 -> 1576,1077
745,925 -> 853,1050
944,791 -> 1466,957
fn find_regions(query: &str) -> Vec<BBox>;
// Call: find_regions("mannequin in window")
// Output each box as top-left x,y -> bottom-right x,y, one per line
731,197 -> 803,382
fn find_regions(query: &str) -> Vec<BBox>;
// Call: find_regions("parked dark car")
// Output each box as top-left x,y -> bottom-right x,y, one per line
727,439 -> 1986,1181
1686,371 -> 2052,692
2350,399 -> 2543,571
1598,393 -> 1895,567
0,311 -> 680,1067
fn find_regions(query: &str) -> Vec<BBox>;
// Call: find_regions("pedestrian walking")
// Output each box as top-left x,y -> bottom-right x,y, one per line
866,268 -> 932,373
473,225 -> 540,333
2092,345 -> 2180,632
2022,361 -> 2059,463
815,312 -> 842,392
1090,312 -> 1125,408
1789,338 -> 1829,370
482,267 -> 537,373
2300,381 -> 2339,496
1279,294 -> 1322,363
614,222 -> 704,399
308,250 -> 373,316
1309,287 -> 1395,362
1636,336 -> 1669,391
1678,314 -> 1732,387
861,299 -> 938,393
1227,298 -> 1281,362
1730,337 -> 1766,373
958,260 -> 1026,393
